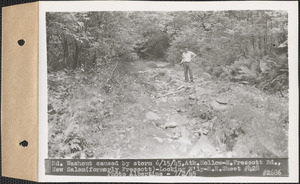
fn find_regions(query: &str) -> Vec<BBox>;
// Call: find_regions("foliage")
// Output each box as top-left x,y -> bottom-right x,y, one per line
47,12 -> 139,72
47,11 -> 288,94
211,102 -> 288,157
166,10 -> 288,93
48,62 -> 156,158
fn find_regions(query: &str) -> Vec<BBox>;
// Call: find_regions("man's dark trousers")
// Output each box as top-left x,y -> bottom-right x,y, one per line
183,62 -> 193,82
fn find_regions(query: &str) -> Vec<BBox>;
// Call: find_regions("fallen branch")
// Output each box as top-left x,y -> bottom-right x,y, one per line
158,88 -> 185,98
106,61 -> 119,84
262,73 -> 285,90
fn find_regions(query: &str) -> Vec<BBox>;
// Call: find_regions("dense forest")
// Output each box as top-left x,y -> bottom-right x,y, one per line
47,11 -> 288,159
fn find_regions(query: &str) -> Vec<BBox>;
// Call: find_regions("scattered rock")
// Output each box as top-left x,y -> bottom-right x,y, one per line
168,80 -> 177,86
146,111 -> 160,120
171,145 -> 177,151
269,112 -> 281,120
176,109 -> 186,113
189,94 -> 197,100
104,111 -> 113,118
166,138 -> 173,143
124,138 -> 131,144
172,134 -> 180,139
200,112 -> 207,119
226,151 -> 233,158
189,119 -> 197,125
152,135 -> 164,143
202,121 -> 210,128
80,152 -> 87,159
185,86 -> 192,90
118,129 -> 126,134
140,146 -> 149,152
239,81 -> 250,85
197,127 -> 209,135
202,72 -> 212,79
177,85 -> 185,90
209,119 -> 215,130
210,153 -> 223,158
171,127 -> 181,139
178,144 -> 189,154
126,127 -> 134,132
153,121 -> 163,128
85,150 -> 94,158
229,119 -> 239,127
164,121 -> 178,129
159,97 -> 167,102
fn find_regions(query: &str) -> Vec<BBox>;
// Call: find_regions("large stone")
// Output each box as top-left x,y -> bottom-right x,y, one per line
211,100 -> 228,111
146,111 -> 161,120
226,151 -> 233,158
152,135 -> 164,143
188,135 -> 216,157
189,94 -> 197,100
177,127 -> 192,154
178,144 -> 189,154
177,127 -> 192,145
197,127 -> 209,135
159,97 -> 167,103
215,97 -> 229,104
169,114 -> 189,125
173,96 -> 185,102
164,121 -> 178,129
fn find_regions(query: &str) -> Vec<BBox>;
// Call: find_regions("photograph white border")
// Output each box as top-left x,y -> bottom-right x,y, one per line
38,1 -> 299,182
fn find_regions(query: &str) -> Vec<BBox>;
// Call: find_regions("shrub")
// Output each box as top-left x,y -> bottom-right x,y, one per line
210,103 -> 288,157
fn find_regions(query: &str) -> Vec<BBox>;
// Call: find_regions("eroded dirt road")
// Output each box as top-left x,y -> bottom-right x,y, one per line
66,61 -> 288,159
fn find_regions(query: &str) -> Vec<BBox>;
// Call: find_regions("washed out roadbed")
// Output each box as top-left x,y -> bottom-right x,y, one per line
48,61 -> 288,159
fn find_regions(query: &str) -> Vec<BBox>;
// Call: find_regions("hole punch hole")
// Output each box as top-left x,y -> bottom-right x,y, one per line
18,39 -> 25,46
19,140 -> 28,147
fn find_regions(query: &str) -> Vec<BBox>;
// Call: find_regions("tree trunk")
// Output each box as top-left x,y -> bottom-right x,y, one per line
62,37 -> 69,68
264,18 -> 268,55
73,41 -> 80,69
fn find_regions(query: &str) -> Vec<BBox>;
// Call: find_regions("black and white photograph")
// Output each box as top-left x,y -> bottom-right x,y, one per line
46,10 -> 289,160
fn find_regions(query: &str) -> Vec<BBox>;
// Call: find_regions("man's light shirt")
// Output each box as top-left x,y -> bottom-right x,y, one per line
182,51 -> 196,62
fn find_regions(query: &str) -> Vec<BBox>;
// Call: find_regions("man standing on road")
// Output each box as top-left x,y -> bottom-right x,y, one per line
179,48 -> 197,83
